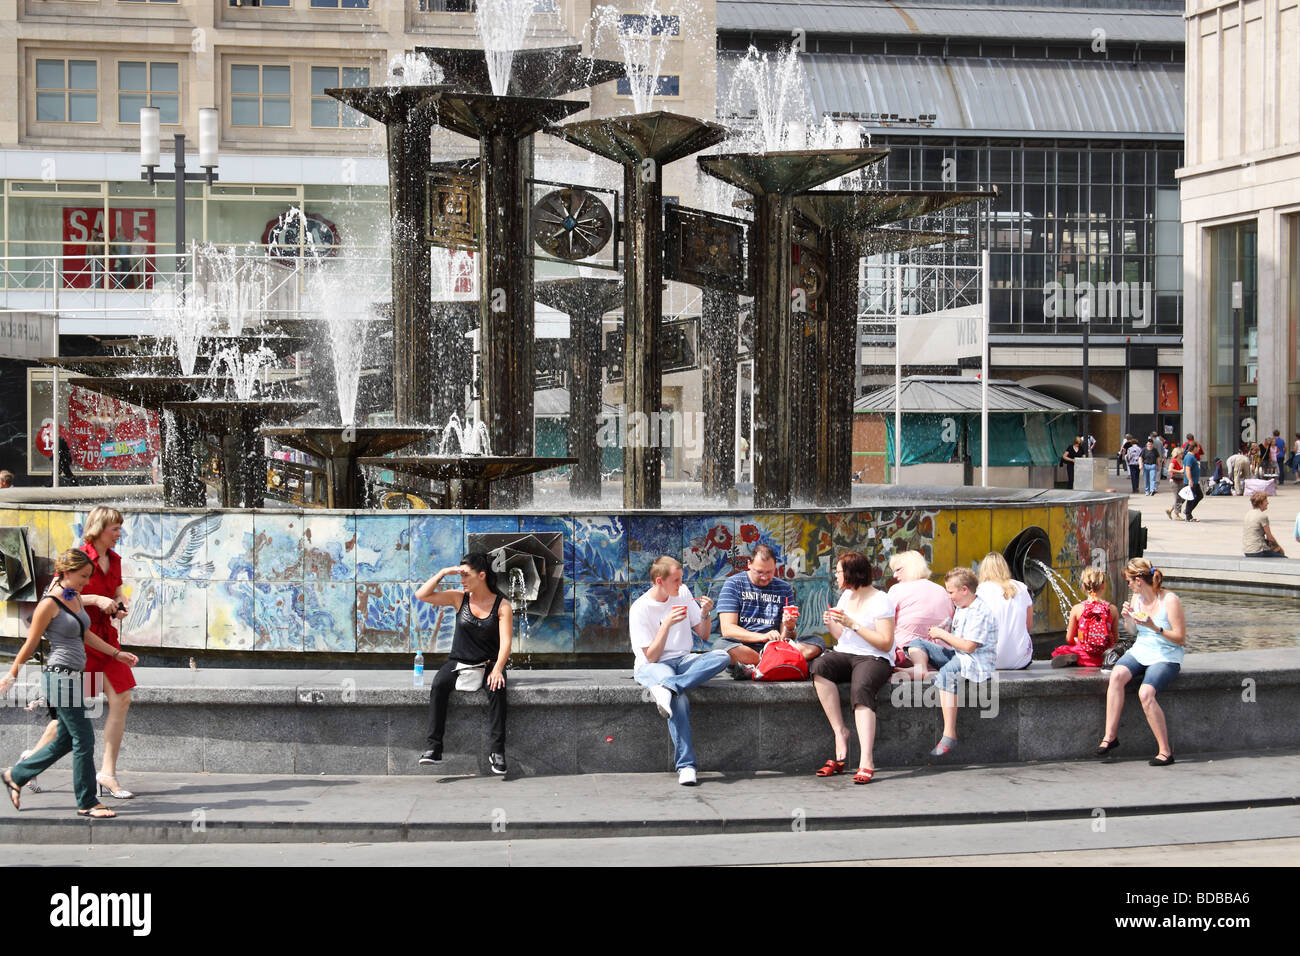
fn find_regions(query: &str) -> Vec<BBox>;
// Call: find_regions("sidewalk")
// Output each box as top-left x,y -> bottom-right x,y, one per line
2,748 -> 1297,845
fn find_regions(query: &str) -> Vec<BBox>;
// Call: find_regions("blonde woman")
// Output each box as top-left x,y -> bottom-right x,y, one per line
79,507 -> 135,799
976,553 -> 1034,670
1096,558 -> 1185,766
886,550 -> 952,680
2,550 -> 139,817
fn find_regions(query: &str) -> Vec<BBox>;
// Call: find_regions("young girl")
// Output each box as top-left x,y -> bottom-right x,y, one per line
1052,567 -> 1118,667
2,549 -> 139,818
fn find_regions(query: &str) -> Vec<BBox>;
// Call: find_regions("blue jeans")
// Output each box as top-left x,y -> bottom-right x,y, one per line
1143,464 -> 1158,493
634,650 -> 730,770
910,638 -> 963,694
8,670 -> 98,810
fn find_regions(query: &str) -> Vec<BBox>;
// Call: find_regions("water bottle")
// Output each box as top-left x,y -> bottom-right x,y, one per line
413,651 -> 424,688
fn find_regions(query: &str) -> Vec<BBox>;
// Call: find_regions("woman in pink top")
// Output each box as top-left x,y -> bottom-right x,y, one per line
886,550 -> 953,679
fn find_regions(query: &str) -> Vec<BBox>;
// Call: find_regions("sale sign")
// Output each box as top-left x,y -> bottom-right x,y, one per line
62,207 -> 156,290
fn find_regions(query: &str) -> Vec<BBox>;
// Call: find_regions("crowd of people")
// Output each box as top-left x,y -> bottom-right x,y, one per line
0,510 -> 1210,807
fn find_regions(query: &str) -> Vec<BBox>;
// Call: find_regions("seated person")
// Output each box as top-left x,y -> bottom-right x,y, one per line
903,567 -> 998,756
715,543 -> 823,679
1052,568 -> 1118,667
630,556 -> 726,786
1243,493 -> 1287,558
886,550 -> 952,679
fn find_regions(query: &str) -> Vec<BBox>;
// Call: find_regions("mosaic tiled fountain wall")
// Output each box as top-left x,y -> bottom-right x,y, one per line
1,498 -> 1129,655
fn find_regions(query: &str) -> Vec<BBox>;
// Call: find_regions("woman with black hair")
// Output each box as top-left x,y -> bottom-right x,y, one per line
414,553 -> 513,775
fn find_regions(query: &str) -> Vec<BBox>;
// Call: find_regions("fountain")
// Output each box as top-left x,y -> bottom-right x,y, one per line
4,18 -> 1134,669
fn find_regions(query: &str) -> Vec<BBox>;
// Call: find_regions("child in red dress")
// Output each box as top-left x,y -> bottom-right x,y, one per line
1052,567 -> 1118,668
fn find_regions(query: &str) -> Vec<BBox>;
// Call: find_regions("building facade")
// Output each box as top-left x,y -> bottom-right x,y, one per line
1180,0 -> 1300,459
717,0 -> 1188,461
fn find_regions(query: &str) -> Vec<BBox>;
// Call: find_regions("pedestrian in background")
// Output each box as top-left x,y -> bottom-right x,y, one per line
1140,439 -> 1160,495
1125,439 -> 1142,493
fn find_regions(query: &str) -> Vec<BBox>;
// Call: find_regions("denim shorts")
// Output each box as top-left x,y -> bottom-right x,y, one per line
1114,652 -> 1181,692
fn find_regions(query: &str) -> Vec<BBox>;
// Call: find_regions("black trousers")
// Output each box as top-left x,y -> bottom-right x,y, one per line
1183,480 -> 1204,518
1129,463 -> 1140,492
425,660 -> 507,754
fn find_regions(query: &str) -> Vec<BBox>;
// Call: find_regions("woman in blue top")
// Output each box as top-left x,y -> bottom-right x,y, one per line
1096,558 -> 1185,766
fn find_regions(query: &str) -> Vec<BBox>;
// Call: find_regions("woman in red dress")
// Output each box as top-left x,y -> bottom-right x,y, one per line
79,507 -> 137,799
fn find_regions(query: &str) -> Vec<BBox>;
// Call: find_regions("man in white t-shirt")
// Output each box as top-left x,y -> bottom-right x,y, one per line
630,555 -> 729,786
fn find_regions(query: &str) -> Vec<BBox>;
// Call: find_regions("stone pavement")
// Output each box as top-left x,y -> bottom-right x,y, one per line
2,748 -> 1297,846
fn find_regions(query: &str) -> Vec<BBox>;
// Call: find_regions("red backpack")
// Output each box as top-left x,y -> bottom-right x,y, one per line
1076,600 -> 1113,652
754,640 -> 810,681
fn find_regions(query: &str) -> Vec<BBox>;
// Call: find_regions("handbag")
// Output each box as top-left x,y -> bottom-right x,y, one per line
453,660 -> 487,692
1102,640 -> 1133,668
753,640 -> 810,681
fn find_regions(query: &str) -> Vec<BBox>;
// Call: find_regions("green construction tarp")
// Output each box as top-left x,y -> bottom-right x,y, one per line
885,413 -> 1075,467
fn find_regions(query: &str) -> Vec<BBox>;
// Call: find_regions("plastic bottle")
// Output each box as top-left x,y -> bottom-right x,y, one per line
413,651 -> 424,687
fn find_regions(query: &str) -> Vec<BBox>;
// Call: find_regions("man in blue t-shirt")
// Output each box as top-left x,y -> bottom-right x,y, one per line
714,544 -> 824,680
1182,443 -> 1203,521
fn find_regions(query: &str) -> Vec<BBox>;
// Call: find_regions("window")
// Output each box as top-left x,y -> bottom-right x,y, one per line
310,0 -> 368,6
229,0 -> 291,6
231,64 -> 291,127
118,61 -> 179,125
615,75 -> 679,97
119,0 -> 180,4
35,59 -> 98,123
311,67 -> 370,128
618,13 -> 679,35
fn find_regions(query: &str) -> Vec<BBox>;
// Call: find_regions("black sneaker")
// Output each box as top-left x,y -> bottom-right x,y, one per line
727,662 -> 755,681
489,752 -> 507,775
418,749 -> 442,765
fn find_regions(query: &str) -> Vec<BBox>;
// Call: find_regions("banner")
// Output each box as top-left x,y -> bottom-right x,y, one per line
61,207 -> 156,290
897,304 -> 983,365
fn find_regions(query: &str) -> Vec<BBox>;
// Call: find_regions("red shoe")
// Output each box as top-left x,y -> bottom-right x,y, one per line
815,759 -> 846,777
852,767 -> 875,784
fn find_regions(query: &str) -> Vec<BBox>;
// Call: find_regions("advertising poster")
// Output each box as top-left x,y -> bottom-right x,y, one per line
28,371 -> 160,476
1157,372 -> 1180,412
61,207 -> 156,290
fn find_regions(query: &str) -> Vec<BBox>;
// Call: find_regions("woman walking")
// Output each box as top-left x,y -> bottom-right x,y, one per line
414,553 -> 512,775
79,507 -> 136,799
810,552 -> 896,784
1095,558 -> 1185,766
2,550 -> 139,817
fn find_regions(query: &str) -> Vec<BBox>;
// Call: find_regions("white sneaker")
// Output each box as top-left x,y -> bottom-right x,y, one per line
650,685 -> 673,719
678,766 -> 698,786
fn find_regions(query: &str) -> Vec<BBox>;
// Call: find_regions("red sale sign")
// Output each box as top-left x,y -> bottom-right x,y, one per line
62,207 -> 156,290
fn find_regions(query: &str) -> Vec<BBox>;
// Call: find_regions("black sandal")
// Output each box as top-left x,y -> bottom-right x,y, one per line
3,768 -> 21,810
1095,738 -> 1120,758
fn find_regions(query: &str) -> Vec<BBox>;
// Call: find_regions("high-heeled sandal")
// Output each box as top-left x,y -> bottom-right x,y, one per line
852,767 -> 875,784
815,759 -> 846,777
96,773 -> 134,799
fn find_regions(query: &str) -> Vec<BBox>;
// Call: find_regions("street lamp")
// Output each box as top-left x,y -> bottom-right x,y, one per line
139,106 -> 220,291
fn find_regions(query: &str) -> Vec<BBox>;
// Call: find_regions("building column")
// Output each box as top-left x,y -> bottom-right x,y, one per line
1257,210 -> 1286,438
1182,220 -> 1208,453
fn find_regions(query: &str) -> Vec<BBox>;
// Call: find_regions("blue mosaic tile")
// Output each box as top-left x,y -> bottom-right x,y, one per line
574,582 -> 629,655
301,514 -> 356,582
354,515 -> 411,582
464,515 -> 520,542
626,515 -> 684,579
253,583 -> 304,651
682,515 -> 739,583
411,591 -> 458,653
518,581 -> 574,655
254,515 -> 305,583
302,581 -> 357,652
410,514 -> 466,581
159,579 -> 207,649
118,576 -> 161,646
155,513 -> 224,582
356,582 -> 411,652
206,513 -> 256,582
791,578 -> 836,643
567,515 -> 628,584
117,512 -> 162,580
207,581 -> 255,650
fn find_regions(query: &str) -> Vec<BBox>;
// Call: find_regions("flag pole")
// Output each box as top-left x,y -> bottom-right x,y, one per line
894,260 -> 902,485
981,247 -> 989,488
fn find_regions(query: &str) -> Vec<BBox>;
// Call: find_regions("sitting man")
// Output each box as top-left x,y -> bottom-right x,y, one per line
630,556 -> 727,786
715,543 -> 824,679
